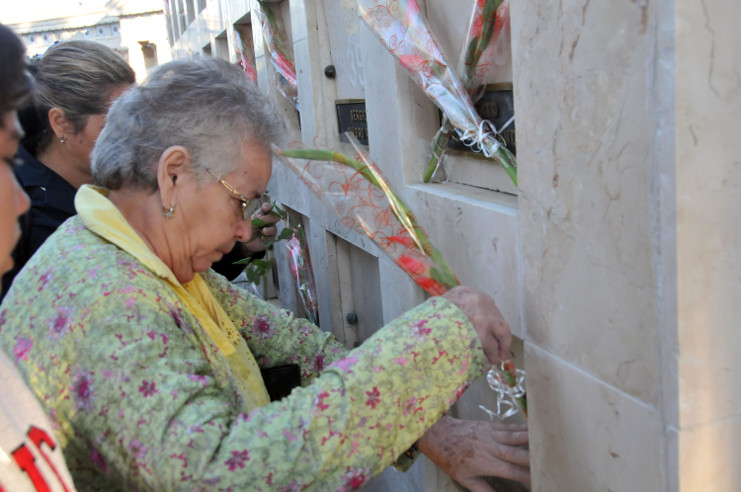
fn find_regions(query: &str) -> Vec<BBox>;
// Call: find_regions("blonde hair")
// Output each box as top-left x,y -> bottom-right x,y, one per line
24,40 -> 135,154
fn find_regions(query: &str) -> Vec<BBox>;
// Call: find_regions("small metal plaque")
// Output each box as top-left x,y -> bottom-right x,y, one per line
447,83 -> 515,156
336,99 -> 368,145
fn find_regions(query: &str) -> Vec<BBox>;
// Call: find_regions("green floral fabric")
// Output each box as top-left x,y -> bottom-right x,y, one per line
0,216 -> 487,491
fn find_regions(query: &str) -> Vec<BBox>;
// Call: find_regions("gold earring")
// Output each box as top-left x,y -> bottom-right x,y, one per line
60,135 -> 66,144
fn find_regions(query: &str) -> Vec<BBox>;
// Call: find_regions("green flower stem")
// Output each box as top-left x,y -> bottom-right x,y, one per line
482,136 -> 518,187
424,119 -> 454,183
501,366 -> 528,416
257,1 -> 282,51
474,0 -> 503,65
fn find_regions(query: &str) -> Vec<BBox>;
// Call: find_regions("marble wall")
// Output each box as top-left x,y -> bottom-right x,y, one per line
514,0 -> 740,489
675,0 -> 741,489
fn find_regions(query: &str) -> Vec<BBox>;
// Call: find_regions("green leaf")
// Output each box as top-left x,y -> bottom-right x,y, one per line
277,228 -> 296,241
272,202 -> 287,218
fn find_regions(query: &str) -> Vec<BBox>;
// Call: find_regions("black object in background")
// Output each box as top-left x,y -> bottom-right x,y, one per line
260,363 -> 301,401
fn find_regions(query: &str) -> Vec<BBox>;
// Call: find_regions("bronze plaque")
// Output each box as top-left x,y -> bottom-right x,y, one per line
447,83 -> 515,156
336,99 -> 368,145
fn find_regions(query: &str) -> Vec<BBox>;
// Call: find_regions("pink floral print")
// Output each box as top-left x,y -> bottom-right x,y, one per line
0,216 -> 487,490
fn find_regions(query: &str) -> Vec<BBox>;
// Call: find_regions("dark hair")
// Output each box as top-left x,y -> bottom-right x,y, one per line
0,23 -> 33,121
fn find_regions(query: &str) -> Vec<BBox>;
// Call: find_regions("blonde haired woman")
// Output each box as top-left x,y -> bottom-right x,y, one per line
1,40 -> 135,295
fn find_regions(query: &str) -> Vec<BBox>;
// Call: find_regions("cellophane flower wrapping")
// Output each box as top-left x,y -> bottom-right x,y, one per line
275,135 -> 459,297
459,0 -> 510,89
358,0 -> 516,185
255,1 -> 299,110
427,0 -> 511,182
234,28 -> 258,83
285,230 -> 319,325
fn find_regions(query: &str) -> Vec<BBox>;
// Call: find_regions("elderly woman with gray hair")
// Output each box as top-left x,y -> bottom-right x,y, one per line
0,58 -> 529,491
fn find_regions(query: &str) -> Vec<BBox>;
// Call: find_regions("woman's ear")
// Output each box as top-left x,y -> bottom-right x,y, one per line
156,145 -> 190,208
48,107 -> 71,140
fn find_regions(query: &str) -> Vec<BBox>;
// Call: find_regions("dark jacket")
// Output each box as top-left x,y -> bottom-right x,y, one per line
1,146 -> 76,297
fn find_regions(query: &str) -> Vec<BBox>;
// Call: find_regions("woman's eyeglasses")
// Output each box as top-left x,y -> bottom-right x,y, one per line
207,169 -> 262,221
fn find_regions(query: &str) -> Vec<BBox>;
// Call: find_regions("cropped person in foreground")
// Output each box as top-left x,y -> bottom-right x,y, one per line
0,22 -> 77,491
0,57 -> 529,491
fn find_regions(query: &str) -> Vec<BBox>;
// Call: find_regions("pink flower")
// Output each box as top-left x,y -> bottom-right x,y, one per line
339,467 -> 370,491
13,338 -> 33,362
224,449 -> 249,471
138,380 -> 158,397
252,315 -> 275,339
48,308 -> 71,339
91,447 -> 108,472
37,272 -> 52,291
411,319 -> 432,339
129,439 -> 149,461
403,396 -> 421,416
316,391 -> 330,411
72,370 -> 96,410
330,355 -> 358,372
365,387 -> 381,409
189,374 -> 208,385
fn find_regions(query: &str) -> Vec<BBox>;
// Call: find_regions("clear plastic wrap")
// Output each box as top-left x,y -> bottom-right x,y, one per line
285,230 -> 319,325
426,0 -> 511,182
357,0 -> 516,184
255,1 -> 299,110
276,134 -> 459,296
234,28 -> 258,83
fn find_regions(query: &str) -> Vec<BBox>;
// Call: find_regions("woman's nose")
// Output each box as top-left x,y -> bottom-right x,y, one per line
235,219 -> 252,243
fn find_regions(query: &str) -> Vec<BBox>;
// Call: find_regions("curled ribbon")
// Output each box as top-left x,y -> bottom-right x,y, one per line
479,361 -> 527,420
455,116 -> 513,159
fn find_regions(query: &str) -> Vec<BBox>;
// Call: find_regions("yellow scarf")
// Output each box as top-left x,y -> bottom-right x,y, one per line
75,185 -> 270,410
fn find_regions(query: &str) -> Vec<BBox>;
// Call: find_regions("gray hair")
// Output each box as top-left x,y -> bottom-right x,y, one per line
27,40 -> 135,155
92,57 -> 284,191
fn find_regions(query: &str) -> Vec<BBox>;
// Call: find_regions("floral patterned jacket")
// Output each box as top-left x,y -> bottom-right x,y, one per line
0,216 -> 487,491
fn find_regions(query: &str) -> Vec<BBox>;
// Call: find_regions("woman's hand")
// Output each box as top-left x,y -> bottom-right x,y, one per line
418,416 -> 530,491
442,285 -> 512,365
243,202 -> 280,253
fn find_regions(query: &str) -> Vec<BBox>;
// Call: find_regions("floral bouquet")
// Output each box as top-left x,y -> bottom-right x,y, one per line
286,231 -> 319,326
275,133 -> 526,417
275,137 -> 459,296
425,0 -> 511,182
358,0 -> 517,185
255,0 -> 299,110
234,28 -> 258,83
